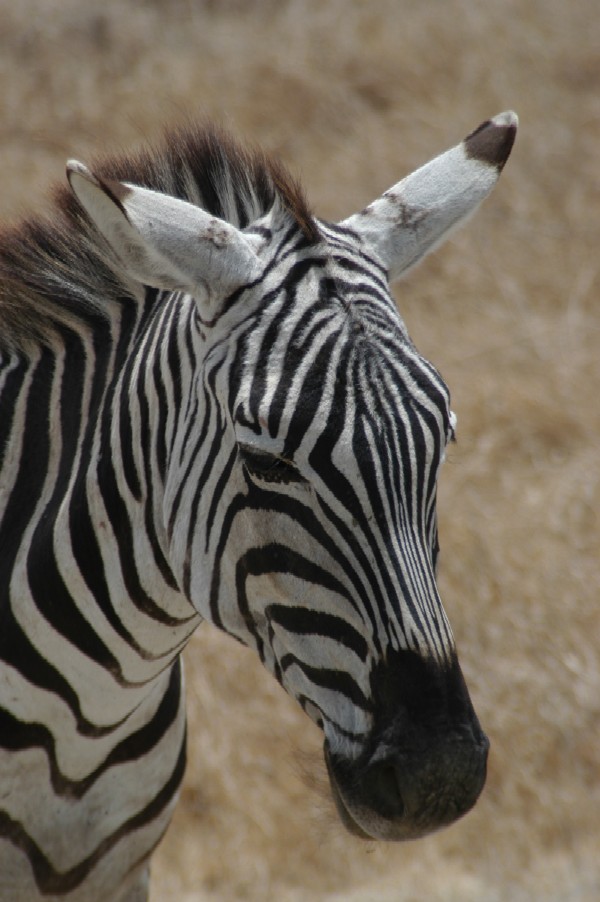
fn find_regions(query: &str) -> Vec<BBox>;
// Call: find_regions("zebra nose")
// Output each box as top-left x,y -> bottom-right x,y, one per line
363,737 -> 488,826
325,732 -> 489,841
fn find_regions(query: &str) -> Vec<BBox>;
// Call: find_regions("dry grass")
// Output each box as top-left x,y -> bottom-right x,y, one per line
1,0 -> 598,899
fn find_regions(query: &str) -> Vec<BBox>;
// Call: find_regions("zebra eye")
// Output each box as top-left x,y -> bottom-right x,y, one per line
238,443 -> 307,486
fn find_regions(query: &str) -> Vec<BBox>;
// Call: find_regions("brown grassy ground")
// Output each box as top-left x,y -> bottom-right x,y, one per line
1,1 -> 598,899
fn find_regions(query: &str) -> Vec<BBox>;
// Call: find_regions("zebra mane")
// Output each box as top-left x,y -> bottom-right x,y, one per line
0,121 -> 318,353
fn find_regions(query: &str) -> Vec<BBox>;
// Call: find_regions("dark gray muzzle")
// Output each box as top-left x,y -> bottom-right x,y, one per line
324,650 -> 489,841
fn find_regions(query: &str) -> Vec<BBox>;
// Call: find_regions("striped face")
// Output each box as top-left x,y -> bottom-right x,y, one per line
211,231 -> 456,719
169,222 -> 484,843
68,112 -> 516,842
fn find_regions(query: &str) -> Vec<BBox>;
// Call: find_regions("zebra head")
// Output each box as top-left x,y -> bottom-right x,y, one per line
67,112 -> 517,842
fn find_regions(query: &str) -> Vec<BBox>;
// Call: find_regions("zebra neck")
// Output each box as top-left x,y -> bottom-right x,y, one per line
78,290 -> 202,676
1,294 -> 200,718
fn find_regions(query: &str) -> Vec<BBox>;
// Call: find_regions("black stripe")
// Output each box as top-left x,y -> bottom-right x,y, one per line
0,352 -> 52,595
24,332 -> 133,681
0,606 -> 126,738
69,471 -> 158,662
96,442 -> 191,629
0,355 -> 28,475
167,381 -> 211,541
267,605 -> 368,662
0,354 -> 119,736
115,312 -> 145,503
135,308 -> 181,592
0,733 -> 186,895
280,654 -> 371,712
0,658 -> 182,798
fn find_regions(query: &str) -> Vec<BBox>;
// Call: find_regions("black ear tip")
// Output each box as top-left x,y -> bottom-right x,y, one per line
464,111 -> 518,171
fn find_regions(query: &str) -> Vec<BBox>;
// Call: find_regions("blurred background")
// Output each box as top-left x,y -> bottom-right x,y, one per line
0,1 -> 598,899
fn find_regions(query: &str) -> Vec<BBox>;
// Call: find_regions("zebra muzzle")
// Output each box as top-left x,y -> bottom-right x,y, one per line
324,729 -> 489,842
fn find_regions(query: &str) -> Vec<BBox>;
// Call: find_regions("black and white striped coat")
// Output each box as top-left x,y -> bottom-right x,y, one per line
0,113 -> 516,901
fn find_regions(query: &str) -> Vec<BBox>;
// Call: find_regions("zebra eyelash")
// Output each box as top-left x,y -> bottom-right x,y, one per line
238,442 -> 308,486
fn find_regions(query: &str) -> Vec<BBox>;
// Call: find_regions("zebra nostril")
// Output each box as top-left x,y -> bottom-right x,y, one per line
364,760 -> 405,820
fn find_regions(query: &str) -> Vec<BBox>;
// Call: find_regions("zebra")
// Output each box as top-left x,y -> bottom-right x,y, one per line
0,110 -> 517,901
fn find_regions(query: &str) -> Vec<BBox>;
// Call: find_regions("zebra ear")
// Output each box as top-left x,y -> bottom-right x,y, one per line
66,161 -> 263,311
341,111 -> 518,282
